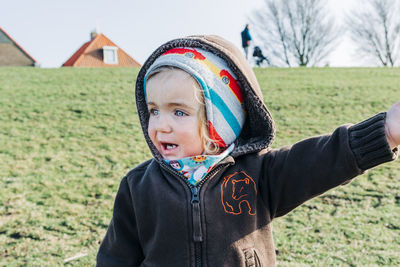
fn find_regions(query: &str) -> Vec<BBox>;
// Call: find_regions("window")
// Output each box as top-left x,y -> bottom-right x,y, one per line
103,46 -> 118,64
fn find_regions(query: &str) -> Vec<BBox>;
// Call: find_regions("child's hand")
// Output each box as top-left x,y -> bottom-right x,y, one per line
385,101 -> 400,150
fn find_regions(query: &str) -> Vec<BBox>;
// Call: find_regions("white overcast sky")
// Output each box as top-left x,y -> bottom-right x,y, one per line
1,0 -> 362,68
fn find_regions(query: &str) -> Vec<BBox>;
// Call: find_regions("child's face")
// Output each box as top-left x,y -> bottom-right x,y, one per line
146,69 -> 204,160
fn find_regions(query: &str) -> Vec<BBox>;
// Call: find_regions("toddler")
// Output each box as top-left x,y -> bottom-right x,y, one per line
97,35 -> 399,266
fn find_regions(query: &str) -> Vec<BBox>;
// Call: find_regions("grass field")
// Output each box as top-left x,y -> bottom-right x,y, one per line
0,67 -> 399,266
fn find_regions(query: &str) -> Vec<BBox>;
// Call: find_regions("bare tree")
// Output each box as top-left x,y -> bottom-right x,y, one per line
250,0 -> 339,67
347,0 -> 400,67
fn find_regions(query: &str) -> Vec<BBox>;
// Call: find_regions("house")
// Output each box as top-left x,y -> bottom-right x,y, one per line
0,27 -> 36,66
62,32 -> 141,67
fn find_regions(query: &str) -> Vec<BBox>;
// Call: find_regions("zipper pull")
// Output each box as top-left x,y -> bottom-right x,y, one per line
191,187 -> 200,204
191,187 -> 203,242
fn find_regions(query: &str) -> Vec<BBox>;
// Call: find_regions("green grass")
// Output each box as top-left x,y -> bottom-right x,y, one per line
1,67 -> 399,266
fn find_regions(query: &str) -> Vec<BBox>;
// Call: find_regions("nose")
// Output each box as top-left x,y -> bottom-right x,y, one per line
153,114 -> 172,133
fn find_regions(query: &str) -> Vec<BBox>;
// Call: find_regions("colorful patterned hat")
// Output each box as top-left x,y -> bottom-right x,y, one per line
144,47 -> 246,148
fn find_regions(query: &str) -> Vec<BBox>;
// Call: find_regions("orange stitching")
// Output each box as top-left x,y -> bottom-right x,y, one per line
220,171 -> 257,215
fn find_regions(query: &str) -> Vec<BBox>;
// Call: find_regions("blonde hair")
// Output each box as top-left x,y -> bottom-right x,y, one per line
146,66 -> 221,155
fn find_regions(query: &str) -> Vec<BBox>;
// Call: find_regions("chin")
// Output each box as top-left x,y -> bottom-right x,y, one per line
164,156 -> 176,161
163,154 -> 181,161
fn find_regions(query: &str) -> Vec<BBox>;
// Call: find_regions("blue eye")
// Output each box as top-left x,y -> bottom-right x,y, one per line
149,108 -> 159,116
175,110 -> 186,117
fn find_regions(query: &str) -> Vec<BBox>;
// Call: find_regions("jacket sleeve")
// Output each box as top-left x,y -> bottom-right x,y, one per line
262,112 -> 397,219
97,177 -> 144,267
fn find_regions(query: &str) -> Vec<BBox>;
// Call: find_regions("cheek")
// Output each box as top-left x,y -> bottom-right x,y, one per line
147,119 -> 156,140
181,120 -> 201,138
182,127 -> 203,151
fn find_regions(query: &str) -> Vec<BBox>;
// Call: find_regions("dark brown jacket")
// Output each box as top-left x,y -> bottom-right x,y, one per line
97,35 -> 396,266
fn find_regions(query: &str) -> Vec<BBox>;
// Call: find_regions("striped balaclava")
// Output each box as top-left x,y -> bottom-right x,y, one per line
144,47 -> 246,149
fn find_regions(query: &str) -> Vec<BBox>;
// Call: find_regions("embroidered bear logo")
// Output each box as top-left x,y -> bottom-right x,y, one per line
220,171 -> 257,215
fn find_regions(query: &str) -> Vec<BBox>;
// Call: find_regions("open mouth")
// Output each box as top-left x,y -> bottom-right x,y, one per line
161,143 -> 178,150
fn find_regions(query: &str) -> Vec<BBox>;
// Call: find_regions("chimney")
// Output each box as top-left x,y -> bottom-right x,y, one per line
90,30 -> 98,40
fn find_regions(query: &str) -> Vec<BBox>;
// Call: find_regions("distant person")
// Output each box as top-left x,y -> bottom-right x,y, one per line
97,35 -> 400,266
241,24 -> 252,59
253,46 -> 270,66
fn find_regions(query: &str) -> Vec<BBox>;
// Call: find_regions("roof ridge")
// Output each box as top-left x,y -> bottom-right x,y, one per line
0,26 -> 37,63
73,34 -> 102,66
62,40 -> 91,66
99,34 -> 141,66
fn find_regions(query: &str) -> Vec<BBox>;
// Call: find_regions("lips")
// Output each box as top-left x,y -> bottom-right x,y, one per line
159,142 -> 180,158
161,142 -> 178,150
164,143 -> 177,150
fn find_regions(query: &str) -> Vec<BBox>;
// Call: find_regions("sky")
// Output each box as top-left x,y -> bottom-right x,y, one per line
1,0 -> 361,68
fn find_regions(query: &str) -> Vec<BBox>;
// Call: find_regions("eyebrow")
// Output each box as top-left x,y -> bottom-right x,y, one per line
147,101 -> 195,110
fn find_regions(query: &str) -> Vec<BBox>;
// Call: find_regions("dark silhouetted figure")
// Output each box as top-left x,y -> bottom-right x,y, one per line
241,24 -> 252,59
253,46 -> 270,67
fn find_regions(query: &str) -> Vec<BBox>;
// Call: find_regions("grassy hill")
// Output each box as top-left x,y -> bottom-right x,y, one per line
0,67 -> 399,266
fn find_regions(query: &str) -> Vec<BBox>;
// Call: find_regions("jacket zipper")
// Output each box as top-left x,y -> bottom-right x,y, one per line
190,164 -> 231,267
191,186 -> 202,242
191,186 -> 202,267
160,162 -> 232,267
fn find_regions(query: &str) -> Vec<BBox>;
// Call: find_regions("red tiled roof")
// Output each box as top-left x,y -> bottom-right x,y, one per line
0,27 -> 37,63
62,33 -> 141,67
62,41 -> 91,67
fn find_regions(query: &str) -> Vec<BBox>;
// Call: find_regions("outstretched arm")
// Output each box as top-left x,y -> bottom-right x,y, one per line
385,101 -> 400,150
261,110 -> 398,218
